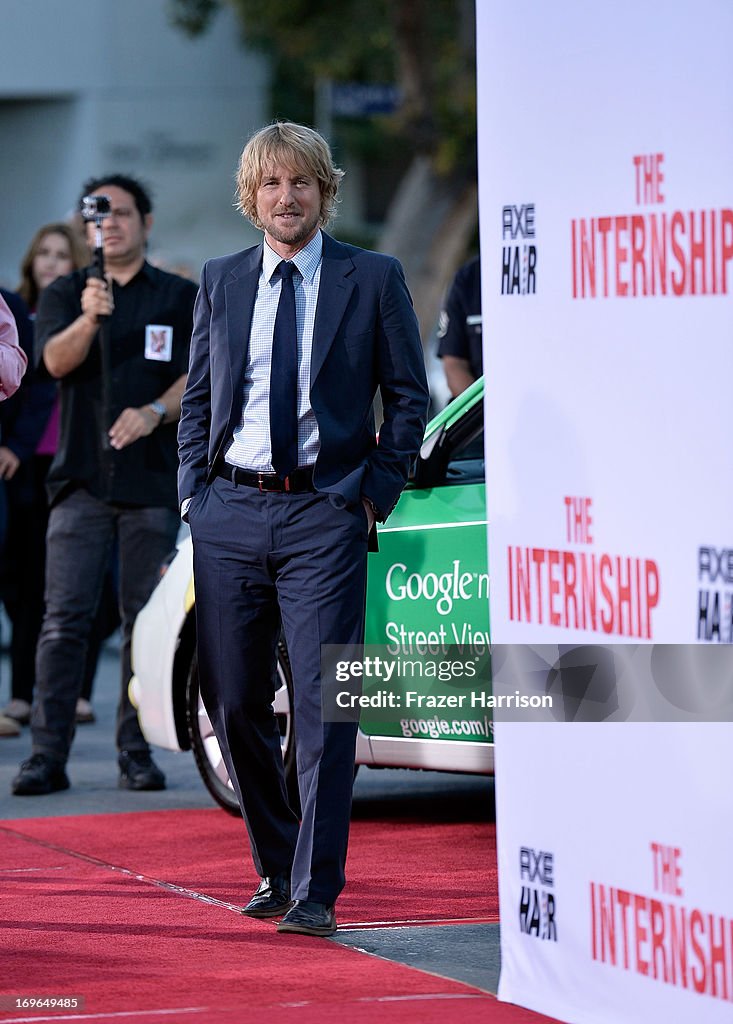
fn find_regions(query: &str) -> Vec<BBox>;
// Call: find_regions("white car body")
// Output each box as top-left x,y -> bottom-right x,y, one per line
131,381 -> 493,809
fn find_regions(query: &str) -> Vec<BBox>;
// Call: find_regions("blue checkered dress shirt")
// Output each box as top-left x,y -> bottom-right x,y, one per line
225,231 -> 323,472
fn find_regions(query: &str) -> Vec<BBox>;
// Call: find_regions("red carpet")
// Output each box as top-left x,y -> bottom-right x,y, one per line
0,810 -> 561,1024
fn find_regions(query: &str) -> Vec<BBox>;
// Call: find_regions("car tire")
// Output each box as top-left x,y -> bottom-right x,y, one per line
186,644 -> 300,817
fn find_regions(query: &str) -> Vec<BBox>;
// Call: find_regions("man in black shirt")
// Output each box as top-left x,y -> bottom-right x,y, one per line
12,174 -> 197,796
436,255 -> 482,398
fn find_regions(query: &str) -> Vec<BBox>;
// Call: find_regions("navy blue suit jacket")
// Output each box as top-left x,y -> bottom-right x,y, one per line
178,232 -> 429,522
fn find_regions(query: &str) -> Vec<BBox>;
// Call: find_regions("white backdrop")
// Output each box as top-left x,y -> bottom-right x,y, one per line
478,0 -> 733,646
477,2 -> 733,1020
494,723 -> 733,1023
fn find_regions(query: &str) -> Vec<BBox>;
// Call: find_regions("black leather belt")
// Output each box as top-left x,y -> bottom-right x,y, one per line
214,462 -> 316,493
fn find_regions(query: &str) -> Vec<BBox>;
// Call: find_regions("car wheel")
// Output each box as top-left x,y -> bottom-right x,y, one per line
185,644 -> 300,816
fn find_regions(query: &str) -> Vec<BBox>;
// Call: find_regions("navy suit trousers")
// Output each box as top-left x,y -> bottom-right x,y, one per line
189,475 -> 368,903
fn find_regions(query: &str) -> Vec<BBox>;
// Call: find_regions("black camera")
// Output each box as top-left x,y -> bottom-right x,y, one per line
81,194 -> 112,221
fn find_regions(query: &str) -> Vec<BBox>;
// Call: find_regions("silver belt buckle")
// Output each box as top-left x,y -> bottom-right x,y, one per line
257,472 -> 284,493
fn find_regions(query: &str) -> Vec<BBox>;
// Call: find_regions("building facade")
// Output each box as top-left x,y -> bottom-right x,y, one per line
0,0 -> 269,286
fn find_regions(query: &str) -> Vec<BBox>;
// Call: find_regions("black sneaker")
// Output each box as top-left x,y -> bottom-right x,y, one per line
12,754 -> 70,795
118,750 -> 166,791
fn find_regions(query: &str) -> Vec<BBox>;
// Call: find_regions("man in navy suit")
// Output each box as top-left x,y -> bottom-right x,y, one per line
178,122 -> 428,936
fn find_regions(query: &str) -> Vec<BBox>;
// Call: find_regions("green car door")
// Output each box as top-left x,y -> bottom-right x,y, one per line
361,380 -> 491,743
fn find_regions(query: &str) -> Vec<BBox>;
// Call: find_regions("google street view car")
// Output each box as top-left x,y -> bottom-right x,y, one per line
130,379 -> 491,813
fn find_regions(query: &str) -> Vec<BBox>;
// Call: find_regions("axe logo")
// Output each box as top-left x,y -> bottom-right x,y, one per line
697,546 -> 733,643
519,846 -> 558,942
501,203 -> 537,295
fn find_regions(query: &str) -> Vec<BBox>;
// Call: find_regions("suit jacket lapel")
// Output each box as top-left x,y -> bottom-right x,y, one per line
311,234 -> 355,385
224,244 -> 262,421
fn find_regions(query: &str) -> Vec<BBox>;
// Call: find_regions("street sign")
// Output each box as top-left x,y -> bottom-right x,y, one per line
330,82 -> 402,117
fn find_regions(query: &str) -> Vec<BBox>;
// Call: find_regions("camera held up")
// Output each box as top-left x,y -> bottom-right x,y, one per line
81,193 -> 111,289
81,194 -> 112,223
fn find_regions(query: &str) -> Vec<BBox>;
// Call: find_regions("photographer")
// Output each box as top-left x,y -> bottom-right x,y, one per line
12,174 -> 197,796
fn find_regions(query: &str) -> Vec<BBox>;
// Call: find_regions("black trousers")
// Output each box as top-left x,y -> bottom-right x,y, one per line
2,456 -> 118,704
189,476 -> 368,904
31,489 -> 179,763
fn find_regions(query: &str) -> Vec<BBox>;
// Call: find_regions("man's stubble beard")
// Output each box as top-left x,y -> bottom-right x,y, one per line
266,214 -> 320,249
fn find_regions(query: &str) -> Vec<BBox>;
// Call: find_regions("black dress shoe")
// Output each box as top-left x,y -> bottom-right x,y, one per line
12,754 -> 70,795
277,900 -> 337,936
118,750 -> 166,791
242,874 -> 292,918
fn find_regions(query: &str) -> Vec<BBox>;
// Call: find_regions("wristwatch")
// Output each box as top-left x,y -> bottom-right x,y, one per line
148,400 -> 166,427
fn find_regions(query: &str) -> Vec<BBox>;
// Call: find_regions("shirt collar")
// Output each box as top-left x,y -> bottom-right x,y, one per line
262,230 -> 323,285
103,260 -> 157,289
138,260 -> 158,283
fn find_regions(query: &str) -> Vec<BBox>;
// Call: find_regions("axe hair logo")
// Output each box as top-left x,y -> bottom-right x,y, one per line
697,546 -> 733,643
501,203 -> 537,295
519,846 -> 558,942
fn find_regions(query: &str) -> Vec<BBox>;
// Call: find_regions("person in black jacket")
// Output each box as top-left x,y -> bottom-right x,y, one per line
436,255 -> 482,398
0,289 -> 35,738
0,289 -> 53,548
0,226 -> 92,728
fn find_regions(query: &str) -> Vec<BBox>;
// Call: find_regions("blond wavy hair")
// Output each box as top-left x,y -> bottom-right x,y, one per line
235,122 -> 344,229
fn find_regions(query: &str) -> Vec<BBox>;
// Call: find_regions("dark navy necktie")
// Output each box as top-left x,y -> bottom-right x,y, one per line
269,260 -> 299,479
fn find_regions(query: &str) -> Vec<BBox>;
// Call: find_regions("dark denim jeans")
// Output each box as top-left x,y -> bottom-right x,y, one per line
31,488 -> 179,764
